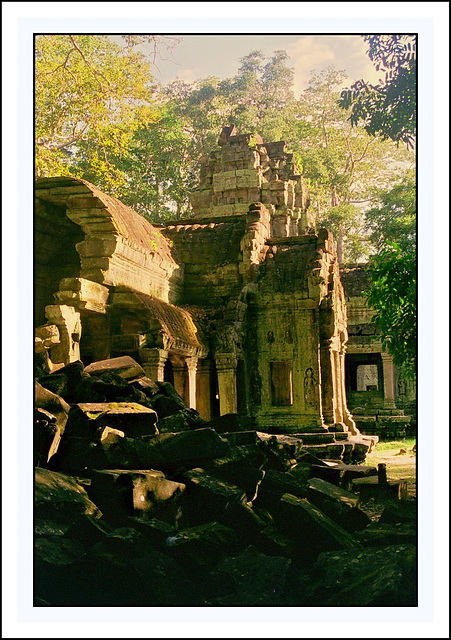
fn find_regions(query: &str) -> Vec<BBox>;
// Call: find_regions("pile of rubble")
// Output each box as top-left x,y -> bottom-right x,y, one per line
35,356 -> 417,607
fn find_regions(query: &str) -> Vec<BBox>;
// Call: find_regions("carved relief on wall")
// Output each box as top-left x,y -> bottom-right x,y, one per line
304,367 -> 318,408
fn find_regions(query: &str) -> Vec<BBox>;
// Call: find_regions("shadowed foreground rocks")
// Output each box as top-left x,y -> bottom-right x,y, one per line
34,357 -> 417,607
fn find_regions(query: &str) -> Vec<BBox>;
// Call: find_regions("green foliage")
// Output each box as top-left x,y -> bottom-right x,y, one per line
35,35 -> 159,182
339,36 -> 416,149
364,172 -> 416,378
366,243 -> 416,379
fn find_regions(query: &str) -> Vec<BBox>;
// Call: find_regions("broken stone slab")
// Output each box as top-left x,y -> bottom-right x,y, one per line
37,373 -> 69,399
306,462 -> 378,489
54,277 -> 109,314
355,522 -> 417,547
63,513 -> 113,549
35,381 -> 70,434
157,409 -> 200,433
104,428 -> 230,472
35,468 -> 102,537
34,408 -> 61,467
46,436 -> 110,476
254,469 -> 310,511
90,469 -> 186,526
256,432 -> 305,457
378,500 -> 417,524
128,375 -> 160,397
306,544 -> 417,606
180,468 -> 247,525
220,430 -> 259,446
273,494 -> 362,562
205,454 -> 265,503
206,412 -> 256,433
84,356 -> 145,380
71,370 -> 152,406
206,551 -> 292,606
307,477 -> 371,532
127,516 -> 177,549
258,437 -> 298,472
64,402 -> 158,439
218,501 -> 266,541
35,324 -> 60,351
351,476 -> 409,501
164,521 -> 241,574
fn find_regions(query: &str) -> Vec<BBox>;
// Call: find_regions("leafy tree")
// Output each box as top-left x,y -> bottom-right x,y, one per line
339,35 -> 416,149
367,244 -> 416,378
365,172 -> 416,378
35,35 -> 164,184
292,67 -> 413,262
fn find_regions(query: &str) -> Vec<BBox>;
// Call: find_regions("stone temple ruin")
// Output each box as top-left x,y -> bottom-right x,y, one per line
36,126 -> 369,448
34,128 -> 416,607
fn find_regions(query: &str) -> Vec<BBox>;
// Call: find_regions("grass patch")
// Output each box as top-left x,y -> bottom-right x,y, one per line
363,438 -> 416,492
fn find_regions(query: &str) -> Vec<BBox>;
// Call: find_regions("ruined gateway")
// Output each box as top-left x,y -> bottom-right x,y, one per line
36,127 -> 371,446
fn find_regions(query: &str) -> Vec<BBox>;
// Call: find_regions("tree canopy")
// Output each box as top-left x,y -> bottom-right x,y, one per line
339,35 -> 416,149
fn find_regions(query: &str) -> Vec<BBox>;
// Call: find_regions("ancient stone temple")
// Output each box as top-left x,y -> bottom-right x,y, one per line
340,265 -> 416,440
35,127 -> 370,444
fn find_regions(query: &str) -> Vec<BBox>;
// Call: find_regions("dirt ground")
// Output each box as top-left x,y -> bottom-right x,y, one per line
358,440 -> 416,521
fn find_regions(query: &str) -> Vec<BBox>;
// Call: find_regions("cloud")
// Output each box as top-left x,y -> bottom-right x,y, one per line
284,37 -> 337,96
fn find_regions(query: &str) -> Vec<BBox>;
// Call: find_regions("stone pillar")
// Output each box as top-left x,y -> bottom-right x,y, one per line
139,348 -> 169,382
338,347 -> 358,434
196,359 -> 212,421
215,354 -> 237,416
319,340 -> 339,424
170,355 -> 187,403
381,351 -> 396,408
185,356 -> 198,410
45,305 -> 82,365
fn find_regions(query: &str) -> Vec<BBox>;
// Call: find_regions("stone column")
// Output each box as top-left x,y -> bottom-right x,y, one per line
185,356 -> 199,410
170,355 -> 187,403
319,340 -> 338,425
196,359 -> 212,421
215,354 -> 237,416
338,347 -> 357,434
139,348 -> 169,382
45,305 -> 82,365
381,351 -> 396,408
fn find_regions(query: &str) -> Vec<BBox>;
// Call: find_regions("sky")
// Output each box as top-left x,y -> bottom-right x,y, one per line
119,34 -> 381,96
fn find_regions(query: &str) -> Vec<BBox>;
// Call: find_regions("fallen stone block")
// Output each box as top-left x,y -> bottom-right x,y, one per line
379,500 -> 417,524
206,412 -> 255,433
351,476 -> 409,501
72,371 -> 152,405
128,376 -> 160,397
258,437 -> 297,472
84,356 -> 145,380
164,521 -> 241,573
218,501 -> 266,541
34,536 -> 87,606
180,468 -> 247,525
254,469 -> 309,510
36,373 -> 69,399
220,430 -> 259,446
104,428 -> 230,472
355,522 -> 417,547
127,516 -> 177,549
34,408 -> 61,467
47,435 -> 109,476
90,469 -> 186,526
206,551 -> 292,606
156,409 -> 198,433
35,381 -> 70,434
35,467 -> 102,537
307,477 -> 371,532
306,544 -> 417,606
273,494 -> 362,562
64,402 -> 158,438
63,513 -> 113,548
